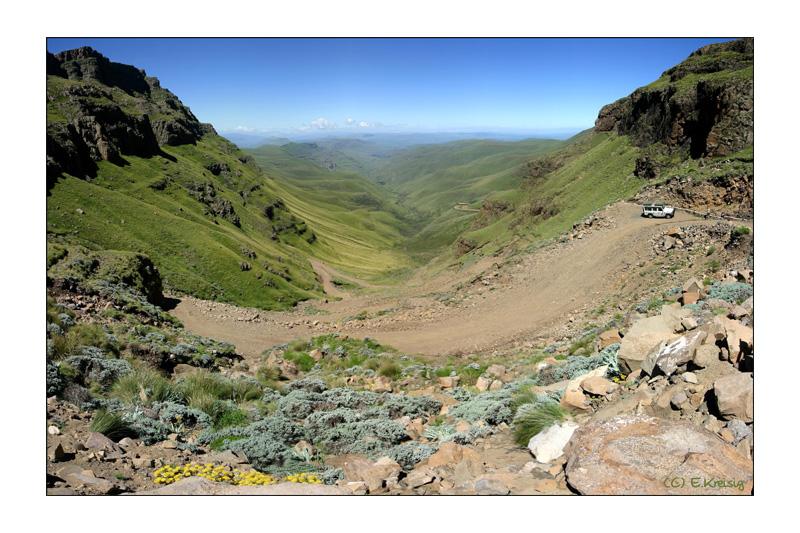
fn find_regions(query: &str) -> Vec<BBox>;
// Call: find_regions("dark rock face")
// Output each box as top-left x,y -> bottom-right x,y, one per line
595,38 -> 753,158
50,46 -> 152,95
47,47 -> 206,182
185,182 -> 241,227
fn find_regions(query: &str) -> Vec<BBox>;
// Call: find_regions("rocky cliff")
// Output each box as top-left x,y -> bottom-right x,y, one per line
47,47 -> 210,182
595,38 -> 753,158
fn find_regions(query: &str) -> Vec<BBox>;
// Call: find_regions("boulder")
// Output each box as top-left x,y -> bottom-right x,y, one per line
486,364 -> 506,380
438,376 -> 459,389
340,455 -> 401,494
561,365 -> 608,410
369,376 -> 393,393
681,291 -> 700,305
618,314 -> 680,372
309,349 -> 324,362
713,373 -> 753,422
597,329 -> 622,349
404,468 -> 436,488
475,376 -> 493,392
564,415 -> 753,495
680,316 -> 698,331
61,469 -> 116,495
84,432 -> 123,454
713,316 -> 753,364
581,376 -> 619,396
683,278 -> 704,294
47,442 -> 66,462
641,329 -> 707,377
693,344 -> 721,368
527,421 -> 579,463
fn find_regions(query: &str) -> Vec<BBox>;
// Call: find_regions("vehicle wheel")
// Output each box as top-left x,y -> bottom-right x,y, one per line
668,213 -> 674,218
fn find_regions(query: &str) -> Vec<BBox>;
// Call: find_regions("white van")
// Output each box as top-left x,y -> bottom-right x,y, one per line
641,203 -> 675,218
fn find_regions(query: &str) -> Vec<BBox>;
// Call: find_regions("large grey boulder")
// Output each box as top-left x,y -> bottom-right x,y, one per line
564,415 -> 753,495
641,329 -> 707,377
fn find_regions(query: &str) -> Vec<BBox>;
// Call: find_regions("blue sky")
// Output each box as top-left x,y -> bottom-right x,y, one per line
47,38 -> 731,136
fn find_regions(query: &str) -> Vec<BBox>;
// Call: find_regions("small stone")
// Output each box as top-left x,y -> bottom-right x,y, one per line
438,376 -> 459,389
47,442 -> 66,462
682,372 -> 699,384
475,477 -> 510,495
670,390 -> 688,409
47,425 -> 61,435
475,376 -> 493,392
132,456 -> 153,469
346,481 -> 368,495
405,468 -> 435,488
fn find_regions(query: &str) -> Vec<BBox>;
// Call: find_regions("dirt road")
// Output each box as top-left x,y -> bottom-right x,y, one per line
172,202 -> 728,360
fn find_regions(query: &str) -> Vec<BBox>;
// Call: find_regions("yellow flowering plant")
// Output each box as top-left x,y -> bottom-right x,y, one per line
152,463 -> 322,486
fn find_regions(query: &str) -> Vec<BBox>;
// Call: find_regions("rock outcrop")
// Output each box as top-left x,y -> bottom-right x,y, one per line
47,47 -> 207,183
564,415 -> 753,495
595,38 -> 753,158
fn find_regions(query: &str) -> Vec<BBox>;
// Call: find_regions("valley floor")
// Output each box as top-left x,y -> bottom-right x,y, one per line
172,202 -> 728,360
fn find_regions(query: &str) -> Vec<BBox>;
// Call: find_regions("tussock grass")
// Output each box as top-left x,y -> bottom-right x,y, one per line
513,403 -> 566,446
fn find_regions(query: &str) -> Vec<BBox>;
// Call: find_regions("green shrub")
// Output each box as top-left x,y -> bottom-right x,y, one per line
90,409 -> 133,440
568,333 -> 596,356
285,351 -> 316,372
732,226 -> 751,236
111,367 -> 180,407
434,366 -> 454,378
214,406 -> 250,430
457,364 -> 486,385
513,403 -> 566,446
178,371 -> 263,407
378,361 -> 401,379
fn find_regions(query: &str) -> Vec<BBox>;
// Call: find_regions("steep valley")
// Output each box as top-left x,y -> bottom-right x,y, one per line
45,39 -> 755,496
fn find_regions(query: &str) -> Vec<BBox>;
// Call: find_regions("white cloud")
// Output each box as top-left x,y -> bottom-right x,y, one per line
358,121 -> 370,128
234,125 -> 256,132
309,117 -> 335,130
345,117 -> 355,125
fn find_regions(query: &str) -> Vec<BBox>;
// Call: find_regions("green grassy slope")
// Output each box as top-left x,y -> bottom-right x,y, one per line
357,138 -> 565,259
377,139 -> 565,213
47,134 -> 325,310
448,132 -> 641,262
248,145 -> 417,279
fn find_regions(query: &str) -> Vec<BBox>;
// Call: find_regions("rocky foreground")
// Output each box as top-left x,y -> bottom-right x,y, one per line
46,223 -> 754,495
